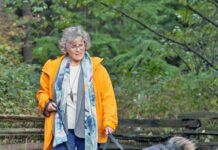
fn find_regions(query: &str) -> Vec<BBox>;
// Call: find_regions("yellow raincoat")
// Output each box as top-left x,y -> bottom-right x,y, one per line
36,55 -> 118,150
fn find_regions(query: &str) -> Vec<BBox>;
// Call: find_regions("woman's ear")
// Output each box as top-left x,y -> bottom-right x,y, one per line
61,49 -> 67,55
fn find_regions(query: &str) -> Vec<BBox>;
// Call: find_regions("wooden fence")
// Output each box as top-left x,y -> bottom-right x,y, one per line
0,112 -> 217,150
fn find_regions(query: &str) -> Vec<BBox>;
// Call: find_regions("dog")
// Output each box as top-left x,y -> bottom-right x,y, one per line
142,136 -> 196,150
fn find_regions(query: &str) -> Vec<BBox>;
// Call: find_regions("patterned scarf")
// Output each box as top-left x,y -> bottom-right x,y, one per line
53,51 -> 98,149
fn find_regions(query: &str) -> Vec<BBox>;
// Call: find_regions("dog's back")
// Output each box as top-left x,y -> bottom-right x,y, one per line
142,144 -> 168,150
166,136 -> 195,150
142,136 -> 195,150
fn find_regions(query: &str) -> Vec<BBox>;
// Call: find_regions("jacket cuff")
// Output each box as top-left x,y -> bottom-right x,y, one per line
103,121 -> 116,131
43,100 -> 52,117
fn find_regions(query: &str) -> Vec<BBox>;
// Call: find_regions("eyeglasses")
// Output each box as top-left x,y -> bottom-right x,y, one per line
66,42 -> 85,51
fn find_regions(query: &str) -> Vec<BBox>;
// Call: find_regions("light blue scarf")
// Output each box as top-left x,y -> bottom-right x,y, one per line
53,51 -> 98,149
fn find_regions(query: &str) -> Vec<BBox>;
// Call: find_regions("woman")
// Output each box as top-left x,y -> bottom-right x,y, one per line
36,26 -> 118,150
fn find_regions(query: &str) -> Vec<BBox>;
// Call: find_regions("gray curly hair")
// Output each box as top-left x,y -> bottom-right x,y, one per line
59,26 -> 91,52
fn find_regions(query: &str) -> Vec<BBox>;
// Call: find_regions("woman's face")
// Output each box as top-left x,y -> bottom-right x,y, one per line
66,37 -> 86,65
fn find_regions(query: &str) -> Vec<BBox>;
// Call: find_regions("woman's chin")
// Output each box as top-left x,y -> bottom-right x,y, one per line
69,54 -> 84,63
75,57 -> 83,62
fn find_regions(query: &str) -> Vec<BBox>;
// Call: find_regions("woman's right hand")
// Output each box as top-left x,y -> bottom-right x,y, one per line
47,102 -> 57,112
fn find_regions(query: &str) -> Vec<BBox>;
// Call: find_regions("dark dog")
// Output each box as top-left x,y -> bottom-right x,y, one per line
142,136 -> 196,150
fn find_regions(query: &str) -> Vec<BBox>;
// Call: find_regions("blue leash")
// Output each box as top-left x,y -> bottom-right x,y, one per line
103,133 -> 124,150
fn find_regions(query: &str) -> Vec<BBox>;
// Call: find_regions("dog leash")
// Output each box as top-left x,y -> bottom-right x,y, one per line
102,133 -> 124,150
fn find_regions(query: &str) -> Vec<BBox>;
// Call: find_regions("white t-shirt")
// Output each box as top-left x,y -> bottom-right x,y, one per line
67,64 -> 81,129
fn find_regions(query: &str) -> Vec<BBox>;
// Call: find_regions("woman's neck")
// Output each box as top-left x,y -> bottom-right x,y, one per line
70,60 -> 81,66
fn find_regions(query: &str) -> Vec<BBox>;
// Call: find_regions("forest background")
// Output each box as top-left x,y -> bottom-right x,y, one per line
0,0 -> 217,120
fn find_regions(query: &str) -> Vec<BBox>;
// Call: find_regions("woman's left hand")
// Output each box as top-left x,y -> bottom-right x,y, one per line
105,126 -> 114,135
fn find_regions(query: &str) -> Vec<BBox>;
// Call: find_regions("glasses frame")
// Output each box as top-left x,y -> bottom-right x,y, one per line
65,41 -> 86,51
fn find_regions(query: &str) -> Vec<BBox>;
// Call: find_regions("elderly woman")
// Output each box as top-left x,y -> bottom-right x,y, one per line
36,26 -> 118,150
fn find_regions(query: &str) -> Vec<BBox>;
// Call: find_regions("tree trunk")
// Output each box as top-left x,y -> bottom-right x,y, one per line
0,0 -> 3,12
22,1 -> 32,63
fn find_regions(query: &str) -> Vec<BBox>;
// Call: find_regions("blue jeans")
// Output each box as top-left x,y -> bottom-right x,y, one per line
53,129 -> 85,150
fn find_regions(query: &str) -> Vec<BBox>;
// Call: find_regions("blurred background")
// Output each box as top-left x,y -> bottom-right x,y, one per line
0,0 -> 217,148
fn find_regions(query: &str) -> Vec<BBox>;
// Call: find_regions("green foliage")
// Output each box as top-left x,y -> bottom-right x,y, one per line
1,0 -> 217,119
0,45 -> 21,66
33,36 -> 61,64
114,68 -> 217,118
0,13 -> 25,49
0,45 -> 40,115
0,64 -> 39,114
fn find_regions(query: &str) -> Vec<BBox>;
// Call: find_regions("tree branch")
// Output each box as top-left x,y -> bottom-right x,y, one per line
207,0 -> 218,8
186,5 -> 218,27
94,0 -> 217,70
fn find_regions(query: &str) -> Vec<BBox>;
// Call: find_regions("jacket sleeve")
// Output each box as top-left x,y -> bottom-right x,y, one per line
36,60 -> 52,112
99,65 -> 118,130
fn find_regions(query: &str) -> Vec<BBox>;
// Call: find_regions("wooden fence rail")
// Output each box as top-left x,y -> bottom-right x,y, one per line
0,112 -> 217,150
